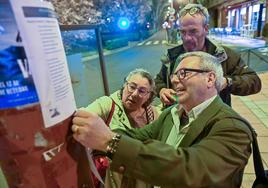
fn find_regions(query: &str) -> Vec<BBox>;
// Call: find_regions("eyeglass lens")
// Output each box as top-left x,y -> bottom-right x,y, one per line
127,82 -> 149,96
171,68 -> 210,80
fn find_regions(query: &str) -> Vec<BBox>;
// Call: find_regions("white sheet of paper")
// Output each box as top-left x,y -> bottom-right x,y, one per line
86,148 -> 104,185
10,0 -> 76,128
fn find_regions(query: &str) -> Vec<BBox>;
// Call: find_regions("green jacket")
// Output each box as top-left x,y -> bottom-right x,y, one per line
82,91 -> 132,131
110,96 -> 252,188
0,167 -> 8,188
82,90 -> 159,188
155,38 -> 262,106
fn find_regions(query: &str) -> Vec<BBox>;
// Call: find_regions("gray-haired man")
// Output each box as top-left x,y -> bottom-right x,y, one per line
155,3 -> 261,107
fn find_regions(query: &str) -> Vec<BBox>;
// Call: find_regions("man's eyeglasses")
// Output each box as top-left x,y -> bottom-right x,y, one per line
180,6 -> 206,17
126,82 -> 150,97
170,68 -> 210,81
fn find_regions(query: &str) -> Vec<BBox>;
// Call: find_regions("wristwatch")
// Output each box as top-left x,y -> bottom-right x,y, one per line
226,77 -> 233,87
106,134 -> 121,159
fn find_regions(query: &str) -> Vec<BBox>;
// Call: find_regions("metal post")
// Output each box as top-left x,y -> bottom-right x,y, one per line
257,3 -> 264,37
95,27 -> 110,96
169,0 -> 173,9
266,0 -> 268,23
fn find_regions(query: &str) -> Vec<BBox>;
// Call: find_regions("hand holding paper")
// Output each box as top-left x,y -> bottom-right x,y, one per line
72,110 -> 115,152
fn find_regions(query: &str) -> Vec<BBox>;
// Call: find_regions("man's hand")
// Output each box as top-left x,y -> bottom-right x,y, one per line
72,110 -> 115,152
159,88 -> 177,106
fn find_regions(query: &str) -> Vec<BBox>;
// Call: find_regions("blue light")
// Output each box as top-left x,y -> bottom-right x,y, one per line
121,21 -> 127,26
118,17 -> 130,30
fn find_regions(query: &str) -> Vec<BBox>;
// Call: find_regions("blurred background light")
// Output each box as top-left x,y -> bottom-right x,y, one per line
117,17 -> 130,30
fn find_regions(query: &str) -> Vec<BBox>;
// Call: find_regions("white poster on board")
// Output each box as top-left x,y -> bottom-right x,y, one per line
10,0 -> 76,128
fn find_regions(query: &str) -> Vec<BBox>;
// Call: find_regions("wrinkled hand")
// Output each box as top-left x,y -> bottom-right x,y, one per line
159,88 -> 177,106
72,110 -> 114,152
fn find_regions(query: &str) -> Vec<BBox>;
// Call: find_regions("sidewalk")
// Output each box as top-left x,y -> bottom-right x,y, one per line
208,34 -> 265,49
164,34 -> 266,50
232,72 -> 268,188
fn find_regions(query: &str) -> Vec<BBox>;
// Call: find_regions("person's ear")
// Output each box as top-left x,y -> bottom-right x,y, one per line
207,71 -> 216,88
204,24 -> 209,35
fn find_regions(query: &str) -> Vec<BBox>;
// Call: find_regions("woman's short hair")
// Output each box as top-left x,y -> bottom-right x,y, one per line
122,68 -> 156,107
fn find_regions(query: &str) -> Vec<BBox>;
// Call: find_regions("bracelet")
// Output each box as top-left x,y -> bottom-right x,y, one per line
106,134 -> 121,159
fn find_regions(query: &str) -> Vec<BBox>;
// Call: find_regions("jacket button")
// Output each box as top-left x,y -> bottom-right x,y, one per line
118,165 -> 125,173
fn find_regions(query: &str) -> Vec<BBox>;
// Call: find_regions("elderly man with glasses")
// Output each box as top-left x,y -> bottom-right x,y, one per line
72,51 -> 253,188
155,3 -> 261,107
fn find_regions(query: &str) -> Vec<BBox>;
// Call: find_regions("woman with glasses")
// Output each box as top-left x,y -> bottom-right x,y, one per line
81,68 -> 160,188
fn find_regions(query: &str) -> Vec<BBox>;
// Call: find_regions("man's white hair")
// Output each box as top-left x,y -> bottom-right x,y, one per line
176,51 -> 224,92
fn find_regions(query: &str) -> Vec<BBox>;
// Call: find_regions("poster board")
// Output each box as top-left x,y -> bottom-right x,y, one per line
0,0 -> 93,187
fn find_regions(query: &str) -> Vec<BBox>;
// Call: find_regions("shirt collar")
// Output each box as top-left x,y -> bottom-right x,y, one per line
187,95 -> 217,120
171,95 -> 217,124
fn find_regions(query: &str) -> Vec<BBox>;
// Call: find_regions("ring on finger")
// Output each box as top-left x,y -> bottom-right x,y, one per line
73,125 -> 80,134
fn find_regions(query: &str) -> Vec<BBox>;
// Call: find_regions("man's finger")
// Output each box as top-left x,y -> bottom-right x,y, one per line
169,89 -> 177,95
72,116 -> 91,126
160,94 -> 168,102
165,89 -> 176,98
161,95 -> 173,105
72,124 -> 80,134
75,110 -> 97,118
165,93 -> 176,102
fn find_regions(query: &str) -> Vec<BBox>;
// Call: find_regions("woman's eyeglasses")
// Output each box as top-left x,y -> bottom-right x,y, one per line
170,68 -> 210,81
126,82 -> 150,97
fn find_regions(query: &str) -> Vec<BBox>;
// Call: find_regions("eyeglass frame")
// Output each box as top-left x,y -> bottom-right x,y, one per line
178,4 -> 210,25
180,7 -> 205,17
125,82 -> 151,97
170,68 -> 210,81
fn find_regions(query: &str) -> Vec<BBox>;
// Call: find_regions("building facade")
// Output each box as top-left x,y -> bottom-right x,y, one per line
205,0 -> 267,37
